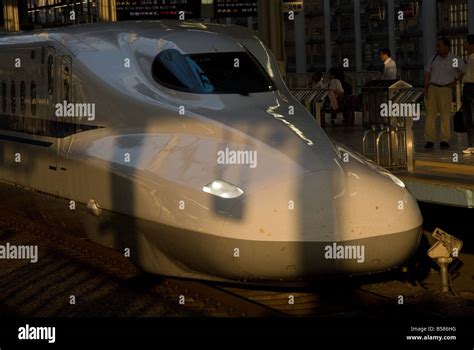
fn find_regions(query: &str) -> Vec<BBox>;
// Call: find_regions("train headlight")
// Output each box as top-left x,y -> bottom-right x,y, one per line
202,180 -> 244,199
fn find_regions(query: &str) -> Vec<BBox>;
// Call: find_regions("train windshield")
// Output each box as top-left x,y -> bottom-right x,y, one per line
152,49 -> 276,94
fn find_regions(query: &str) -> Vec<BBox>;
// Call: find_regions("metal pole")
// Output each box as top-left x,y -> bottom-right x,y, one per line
422,0 -> 437,65
295,10 -> 306,74
387,0 -> 396,60
439,259 -> 450,293
324,0 -> 332,72
406,115 -> 414,172
354,0 -> 362,72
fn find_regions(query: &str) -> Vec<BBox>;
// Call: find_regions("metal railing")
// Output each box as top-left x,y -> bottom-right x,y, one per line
361,81 -> 423,171
290,88 -> 330,127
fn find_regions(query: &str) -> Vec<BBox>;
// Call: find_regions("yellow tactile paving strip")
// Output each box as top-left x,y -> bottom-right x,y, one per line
415,160 -> 474,177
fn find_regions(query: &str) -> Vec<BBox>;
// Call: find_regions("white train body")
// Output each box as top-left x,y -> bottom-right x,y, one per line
0,21 -> 422,283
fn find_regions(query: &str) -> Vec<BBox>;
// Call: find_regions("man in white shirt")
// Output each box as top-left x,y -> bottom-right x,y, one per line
463,35 -> 474,155
379,48 -> 398,80
424,37 -> 465,149
328,75 -> 344,94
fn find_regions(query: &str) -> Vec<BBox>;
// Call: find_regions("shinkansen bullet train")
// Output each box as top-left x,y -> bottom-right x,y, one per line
0,21 -> 423,284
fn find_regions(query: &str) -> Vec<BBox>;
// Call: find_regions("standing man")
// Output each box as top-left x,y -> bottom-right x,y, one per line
424,37 -> 465,149
463,35 -> 474,155
379,48 -> 398,80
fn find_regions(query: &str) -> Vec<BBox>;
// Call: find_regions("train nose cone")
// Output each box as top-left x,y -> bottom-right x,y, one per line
217,159 -> 422,281
331,160 -> 423,274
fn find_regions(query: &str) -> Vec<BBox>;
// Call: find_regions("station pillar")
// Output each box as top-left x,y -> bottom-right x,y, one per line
354,0 -> 362,72
469,0 -> 474,35
257,0 -> 285,76
323,0 -> 332,72
295,9 -> 307,74
387,0 -> 396,60
99,0 -> 117,22
247,17 -> 253,30
422,1 -> 437,65
3,0 -> 20,32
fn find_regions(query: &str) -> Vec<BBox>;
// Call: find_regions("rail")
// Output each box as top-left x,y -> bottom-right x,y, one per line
361,81 -> 423,171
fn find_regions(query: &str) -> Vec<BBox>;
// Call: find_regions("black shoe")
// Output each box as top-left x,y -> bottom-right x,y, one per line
440,142 -> 450,149
424,142 -> 434,149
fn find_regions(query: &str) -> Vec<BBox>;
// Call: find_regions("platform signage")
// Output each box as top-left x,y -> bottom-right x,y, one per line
214,0 -> 257,18
116,0 -> 201,20
282,1 -> 304,13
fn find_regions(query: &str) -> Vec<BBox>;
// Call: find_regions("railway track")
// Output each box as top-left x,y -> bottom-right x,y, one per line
0,208 -> 283,317
0,207 -> 399,318
216,280 -> 397,317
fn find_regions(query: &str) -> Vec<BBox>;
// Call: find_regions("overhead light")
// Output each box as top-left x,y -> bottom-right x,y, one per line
202,180 -> 244,199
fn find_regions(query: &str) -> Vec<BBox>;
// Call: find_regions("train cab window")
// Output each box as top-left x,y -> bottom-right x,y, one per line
31,81 -> 37,116
10,81 -> 16,114
47,54 -> 54,97
151,49 -> 276,94
20,81 -> 26,115
1,81 -> 6,113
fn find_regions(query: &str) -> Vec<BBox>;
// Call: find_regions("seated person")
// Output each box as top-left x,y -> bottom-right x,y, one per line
327,68 -> 345,123
312,71 -> 329,89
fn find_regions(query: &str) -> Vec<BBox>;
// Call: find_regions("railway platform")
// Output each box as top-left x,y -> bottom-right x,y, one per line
326,117 -> 474,209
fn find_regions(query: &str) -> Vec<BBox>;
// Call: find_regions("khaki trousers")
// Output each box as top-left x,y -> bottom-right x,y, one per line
424,85 -> 452,143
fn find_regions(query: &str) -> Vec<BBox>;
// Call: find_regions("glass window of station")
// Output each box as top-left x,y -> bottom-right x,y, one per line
26,0 -> 98,28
